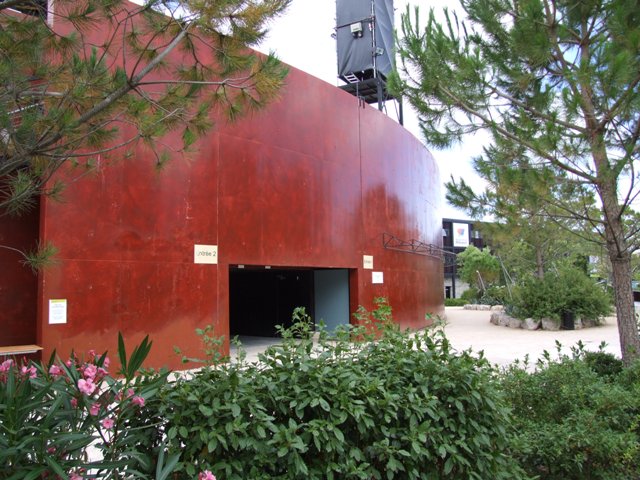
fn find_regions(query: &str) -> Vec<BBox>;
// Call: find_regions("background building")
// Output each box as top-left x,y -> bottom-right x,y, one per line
442,219 -> 485,299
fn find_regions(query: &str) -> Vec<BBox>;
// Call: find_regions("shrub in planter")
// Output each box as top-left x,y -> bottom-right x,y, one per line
460,287 -> 480,303
0,335 -> 173,480
162,304 -> 528,480
508,267 -> 612,323
500,346 -> 640,479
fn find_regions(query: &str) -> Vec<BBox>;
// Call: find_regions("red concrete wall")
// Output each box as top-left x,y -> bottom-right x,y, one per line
30,6 -> 443,369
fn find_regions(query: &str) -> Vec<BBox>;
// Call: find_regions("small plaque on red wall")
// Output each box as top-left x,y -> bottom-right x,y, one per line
372,272 -> 384,284
194,245 -> 218,264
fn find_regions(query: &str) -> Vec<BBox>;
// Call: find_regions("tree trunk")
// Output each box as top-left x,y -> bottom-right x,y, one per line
535,245 -> 545,279
609,253 -> 640,364
599,176 -> 640,364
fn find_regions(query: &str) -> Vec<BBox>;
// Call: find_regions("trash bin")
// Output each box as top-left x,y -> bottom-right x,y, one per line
561,311 -> 575,330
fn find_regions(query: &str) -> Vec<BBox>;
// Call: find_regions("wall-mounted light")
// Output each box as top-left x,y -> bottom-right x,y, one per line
350,22 -> 363,38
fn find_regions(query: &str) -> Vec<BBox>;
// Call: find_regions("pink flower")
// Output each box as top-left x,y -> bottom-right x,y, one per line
49,364 -> 64,377
89,403 -> 100,416
83,364 -> 97,380
131,395 -> 145,408
102,356 -> 110,369
101,417 -> 115,429
0,359 -> 13,373
77,378 -> 96,395
20,365 -> 37,379
70,397 -> 78,408
87,350 -> 96,361
69,471 -> 84,480
198,470 -> 216,480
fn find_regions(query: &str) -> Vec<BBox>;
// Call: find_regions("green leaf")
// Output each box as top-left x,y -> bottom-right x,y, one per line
199,404 -> 213,416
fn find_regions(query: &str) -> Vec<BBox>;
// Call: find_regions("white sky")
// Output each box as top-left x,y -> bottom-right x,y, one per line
257,0 -> 487,220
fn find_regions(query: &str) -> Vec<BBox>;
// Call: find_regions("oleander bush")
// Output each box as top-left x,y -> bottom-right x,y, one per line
161,302 -> 527,480
500,344 -> 640,480
0,335 -> 174,480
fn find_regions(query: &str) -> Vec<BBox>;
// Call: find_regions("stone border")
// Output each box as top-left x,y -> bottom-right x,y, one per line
488,310 -> 600,331
463,304 -> 504,311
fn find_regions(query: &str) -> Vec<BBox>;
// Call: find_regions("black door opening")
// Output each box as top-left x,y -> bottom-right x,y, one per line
229,268 -> 314,337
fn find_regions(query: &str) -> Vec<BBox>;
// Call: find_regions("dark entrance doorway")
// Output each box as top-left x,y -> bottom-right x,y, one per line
229,267 -> 314,337
229,267 -> 352,338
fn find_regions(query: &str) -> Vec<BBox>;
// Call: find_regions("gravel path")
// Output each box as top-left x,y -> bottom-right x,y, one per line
441,306 -> 622,367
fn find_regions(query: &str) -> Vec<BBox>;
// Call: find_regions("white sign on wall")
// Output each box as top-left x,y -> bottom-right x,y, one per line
363,255 -> 374,269
452,223 -> 470,248
194,244 -> 218,264
372,271 -> 384,284
49,299 -> 67,325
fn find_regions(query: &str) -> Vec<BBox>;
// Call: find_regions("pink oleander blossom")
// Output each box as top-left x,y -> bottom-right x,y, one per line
102,356 -> 110,369
49,364 -> 64,377
20,365 -> 37,379
83,364 -> 97,380
89,403 -> 100,416
69,471 -> 84,480
77,378 -> 96,395
0,359 -> 13,373
101,417 -> 115,429
198,470 -> 216,480
70,397 -> 78,408
131,395 -> 145,407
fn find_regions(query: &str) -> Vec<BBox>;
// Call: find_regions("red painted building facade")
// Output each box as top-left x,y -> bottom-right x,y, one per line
1,9 -> 443,370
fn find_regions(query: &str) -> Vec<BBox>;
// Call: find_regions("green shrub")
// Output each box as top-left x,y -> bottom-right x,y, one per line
161,307 -> 527,479
501,346 -> 640,479
583,350 -> 624,378
480,285 -> 509,306
460,286 -> 480,303
508,266 -> 612,321
444,297 -> 466,307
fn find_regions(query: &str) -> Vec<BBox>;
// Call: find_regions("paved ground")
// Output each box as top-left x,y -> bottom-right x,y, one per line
441,306 -> 622,367
232,307 -> 623,366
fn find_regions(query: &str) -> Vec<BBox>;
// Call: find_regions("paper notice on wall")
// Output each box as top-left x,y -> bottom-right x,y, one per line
372,271 -> 384,284
49,299 -> 67,324
363,255 -> 374,269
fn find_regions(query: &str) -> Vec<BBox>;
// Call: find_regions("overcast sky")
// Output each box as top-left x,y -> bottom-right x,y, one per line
257,0 -> 488,220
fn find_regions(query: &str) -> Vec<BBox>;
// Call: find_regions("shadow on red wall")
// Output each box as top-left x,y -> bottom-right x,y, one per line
0,201 -> 39,347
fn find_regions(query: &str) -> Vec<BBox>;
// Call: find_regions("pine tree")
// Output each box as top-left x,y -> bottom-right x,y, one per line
391,0 -> 640,362
0,0 -> 291,216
